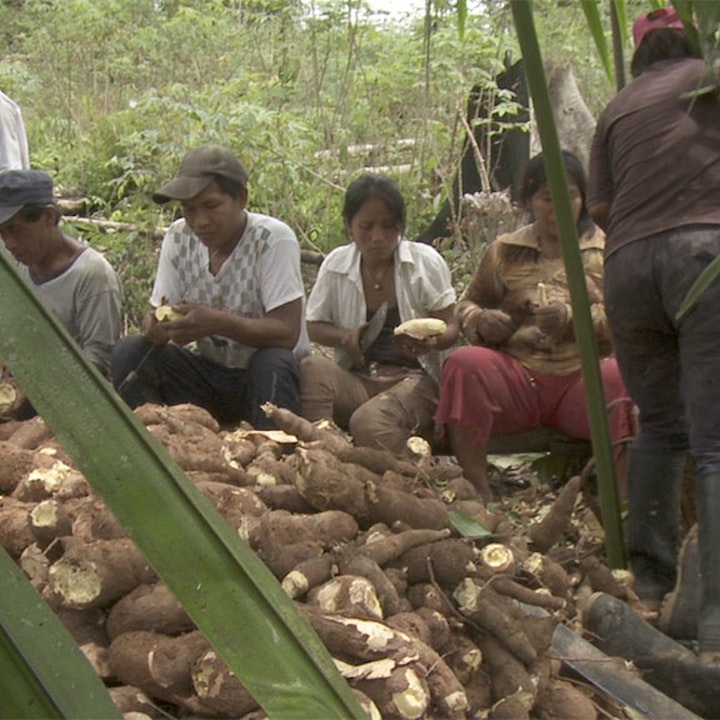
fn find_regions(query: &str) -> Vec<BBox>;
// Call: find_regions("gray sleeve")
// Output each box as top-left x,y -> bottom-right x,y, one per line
72,257 -> 123,377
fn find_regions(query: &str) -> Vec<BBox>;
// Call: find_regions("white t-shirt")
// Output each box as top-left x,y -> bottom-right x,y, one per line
151,211 -> 310,369
0,91 -> 29,171
306,239 -> 456,381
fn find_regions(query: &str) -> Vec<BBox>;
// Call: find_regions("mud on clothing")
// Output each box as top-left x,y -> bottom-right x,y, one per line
112,338 -> 299,429
588,56 -> 720,470
436,347 -> 632,448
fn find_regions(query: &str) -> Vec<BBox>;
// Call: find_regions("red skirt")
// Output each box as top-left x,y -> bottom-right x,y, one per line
434,346 -> 633,447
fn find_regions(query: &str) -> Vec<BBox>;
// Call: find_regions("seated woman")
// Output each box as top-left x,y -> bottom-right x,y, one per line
435,151 -> 633,503
300,173 -> 459,454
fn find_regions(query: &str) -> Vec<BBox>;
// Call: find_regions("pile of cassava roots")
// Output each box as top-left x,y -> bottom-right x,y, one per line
0,402 -> 637,720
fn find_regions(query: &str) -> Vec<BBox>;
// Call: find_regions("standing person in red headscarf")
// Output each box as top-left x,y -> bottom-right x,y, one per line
588,8 -> 720,661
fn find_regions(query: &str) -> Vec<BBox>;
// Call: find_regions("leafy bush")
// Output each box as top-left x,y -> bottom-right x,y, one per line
3,0 -> 610,327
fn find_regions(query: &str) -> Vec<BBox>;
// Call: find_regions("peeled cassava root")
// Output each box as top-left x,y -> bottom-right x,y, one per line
394,317 -> 447,340
154,304 -> 182,322
0,401 -> 611,719
0,381 -> 17,414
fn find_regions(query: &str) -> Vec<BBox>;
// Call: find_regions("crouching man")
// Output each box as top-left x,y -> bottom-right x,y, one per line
0,169 -> 122,418
112,145 -> 310,428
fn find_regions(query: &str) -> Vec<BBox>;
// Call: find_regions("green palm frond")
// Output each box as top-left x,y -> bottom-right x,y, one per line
581,0 -> 614,81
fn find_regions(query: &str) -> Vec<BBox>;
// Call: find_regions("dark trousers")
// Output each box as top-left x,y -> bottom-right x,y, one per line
604,226 -> 720,472
111,336 -> 300,429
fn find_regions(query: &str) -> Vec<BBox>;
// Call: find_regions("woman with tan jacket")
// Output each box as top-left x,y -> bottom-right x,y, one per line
435,151 -> 633,502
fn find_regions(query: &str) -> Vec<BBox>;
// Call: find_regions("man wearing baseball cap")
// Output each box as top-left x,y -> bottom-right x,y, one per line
588,12 -> 720,662
0,168 -> 122,416
112,145 -> 310,429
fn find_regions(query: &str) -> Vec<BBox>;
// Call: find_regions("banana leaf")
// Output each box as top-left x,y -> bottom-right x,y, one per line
0,253 -> 365,718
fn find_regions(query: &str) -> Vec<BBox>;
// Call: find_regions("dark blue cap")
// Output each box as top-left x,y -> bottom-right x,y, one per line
0,169 -> 54,224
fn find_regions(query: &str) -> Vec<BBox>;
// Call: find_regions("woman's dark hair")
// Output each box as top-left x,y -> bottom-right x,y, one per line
343,173 -> 406,232
631,27 -> 698,78
520,150 -> 594,236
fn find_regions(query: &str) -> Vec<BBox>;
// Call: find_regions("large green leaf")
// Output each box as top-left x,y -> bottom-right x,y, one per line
448,510 -> 492,539
0,254 -> 365,718
690,0 -> 720,36
0,548 -> 121,720
511,1 -> 626,569
671,1 -> 700,46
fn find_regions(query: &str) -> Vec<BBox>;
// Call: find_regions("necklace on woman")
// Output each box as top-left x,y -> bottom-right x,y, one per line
365,263 -> 393,291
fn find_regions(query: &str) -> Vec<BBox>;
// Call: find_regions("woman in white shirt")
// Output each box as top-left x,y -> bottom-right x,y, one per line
300,173 -> 458,454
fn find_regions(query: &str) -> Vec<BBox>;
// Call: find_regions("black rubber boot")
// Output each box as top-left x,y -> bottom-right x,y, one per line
695,470 -> 720,662
626,448 -> 685,606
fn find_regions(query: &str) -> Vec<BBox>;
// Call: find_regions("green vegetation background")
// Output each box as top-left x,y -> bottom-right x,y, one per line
2,0 -> 626,328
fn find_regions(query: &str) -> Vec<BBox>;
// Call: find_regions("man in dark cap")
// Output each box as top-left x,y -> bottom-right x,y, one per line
0,168 -> 122,416
588,12 -> 720,662
111,145 -> 309,428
